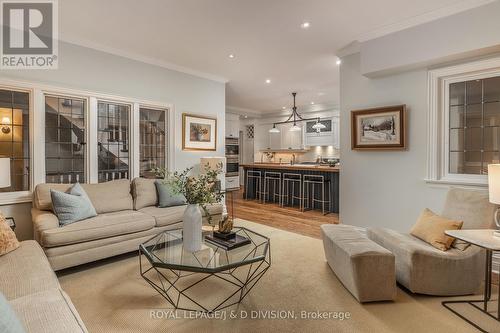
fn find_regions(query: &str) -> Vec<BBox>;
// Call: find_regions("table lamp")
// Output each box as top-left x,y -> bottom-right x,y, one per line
0,157 -> 11,188
487,164 -> 500,237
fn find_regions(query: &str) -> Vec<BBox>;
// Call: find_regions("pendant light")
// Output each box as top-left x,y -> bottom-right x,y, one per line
269,123 -> 280,133
270,92 -> 324,132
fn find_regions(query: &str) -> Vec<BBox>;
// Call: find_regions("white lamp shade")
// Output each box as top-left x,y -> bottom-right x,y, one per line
0,157 -> 11,188
488,164 -> 500,204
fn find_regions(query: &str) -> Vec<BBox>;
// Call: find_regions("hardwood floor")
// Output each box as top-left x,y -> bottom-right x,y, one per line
226,188 -> 339,239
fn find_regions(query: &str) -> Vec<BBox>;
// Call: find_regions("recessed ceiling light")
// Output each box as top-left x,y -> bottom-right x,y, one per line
336,58 -> 342,65
317,92 -> 325,96
282,106 -> 286,110
265,79 -> 271,84
301,22 -> 310,29
244,115 -> 248,118
310,101 -> 315,105
228,54 -> 235,59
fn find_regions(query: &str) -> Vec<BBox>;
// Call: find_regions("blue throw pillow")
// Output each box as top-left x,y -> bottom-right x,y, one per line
51,183 -> 97,226
0,292 -> 26,333
155,180 -> 187,208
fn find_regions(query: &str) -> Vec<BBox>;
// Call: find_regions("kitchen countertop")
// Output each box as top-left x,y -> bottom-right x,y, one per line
241,163 -> 339,173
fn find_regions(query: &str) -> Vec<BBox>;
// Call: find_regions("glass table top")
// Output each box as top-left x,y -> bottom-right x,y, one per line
140,227 -> 270,273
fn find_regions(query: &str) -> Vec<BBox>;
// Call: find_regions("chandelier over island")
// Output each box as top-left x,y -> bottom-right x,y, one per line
269,92 -> 326,133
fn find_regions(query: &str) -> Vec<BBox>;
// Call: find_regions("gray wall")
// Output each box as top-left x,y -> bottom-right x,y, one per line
361,1 -> 500,76
339,53 -> 449,232
0,41 -> 226,240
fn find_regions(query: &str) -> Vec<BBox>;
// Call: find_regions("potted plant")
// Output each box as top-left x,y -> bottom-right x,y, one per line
154,163 -> 224,252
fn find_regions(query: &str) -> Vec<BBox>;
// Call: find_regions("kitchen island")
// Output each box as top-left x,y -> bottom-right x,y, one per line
241,163 -> 339,213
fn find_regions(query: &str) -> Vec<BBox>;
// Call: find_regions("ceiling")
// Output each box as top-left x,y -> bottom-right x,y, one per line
59,0 -> 487,114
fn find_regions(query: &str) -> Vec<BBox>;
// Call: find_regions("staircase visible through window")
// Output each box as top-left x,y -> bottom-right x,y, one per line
45,95 -> 86,183
97,101 -> 130,182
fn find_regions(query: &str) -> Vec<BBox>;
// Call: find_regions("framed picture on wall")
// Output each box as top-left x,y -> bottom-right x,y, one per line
182,113 -> 217,151
351,105 -> 406,150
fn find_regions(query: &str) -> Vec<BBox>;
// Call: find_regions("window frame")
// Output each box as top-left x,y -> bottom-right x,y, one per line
0,78 -> 174,205
137,105 -> 168,178
427,56 -> 500,186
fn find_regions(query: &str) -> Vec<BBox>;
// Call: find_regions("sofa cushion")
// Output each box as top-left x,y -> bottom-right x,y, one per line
0,212 -> 20,256
0,241 -> 59,301
11,289 -> 87,333
367,227 -> 484,295
132,178 -> 157,210
410,208 -> 463,251
50,183 -> 97,226
41,211 -> 155,247
0,292 -> 26,333
34,179 -> 133,214
139,204 -> 223,227
155,180 -> 186,208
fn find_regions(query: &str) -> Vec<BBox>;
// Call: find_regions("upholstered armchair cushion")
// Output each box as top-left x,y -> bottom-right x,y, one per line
367,227 -> 484,296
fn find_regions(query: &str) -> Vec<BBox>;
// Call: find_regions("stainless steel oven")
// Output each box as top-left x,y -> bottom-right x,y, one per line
225,137 -> 239,158
226,157 -> 239,177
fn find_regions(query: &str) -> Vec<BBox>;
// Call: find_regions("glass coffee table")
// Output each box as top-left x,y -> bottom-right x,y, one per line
139,227 -> 271,313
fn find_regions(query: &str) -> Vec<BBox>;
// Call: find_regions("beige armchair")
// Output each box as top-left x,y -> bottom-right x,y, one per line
367,188 -> 495,296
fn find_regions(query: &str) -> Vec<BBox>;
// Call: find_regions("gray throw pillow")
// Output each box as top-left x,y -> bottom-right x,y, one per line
51,183 -> 97,226
0,292 -> 26,333
155,180 -> 186,208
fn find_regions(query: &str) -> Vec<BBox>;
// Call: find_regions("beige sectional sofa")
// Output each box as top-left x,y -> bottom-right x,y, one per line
31,178 -> 223,271
0,240 -> 87,332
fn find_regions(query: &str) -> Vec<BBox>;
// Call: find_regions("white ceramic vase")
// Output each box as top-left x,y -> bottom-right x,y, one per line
183,203 -> 202,252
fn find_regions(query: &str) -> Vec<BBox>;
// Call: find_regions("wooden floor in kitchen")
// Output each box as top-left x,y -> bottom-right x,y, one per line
226,188 -> 339,239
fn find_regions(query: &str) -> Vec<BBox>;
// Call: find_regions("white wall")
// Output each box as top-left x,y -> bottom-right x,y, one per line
340,53 -> 449,232
360,1 -> 500,76
0,41 -> 226,240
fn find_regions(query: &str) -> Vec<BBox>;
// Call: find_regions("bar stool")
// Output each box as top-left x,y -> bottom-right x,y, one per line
263,171 -> 281,204
245,170 -> 263,201
281,173 -> 303,209
302,174 -> 331,215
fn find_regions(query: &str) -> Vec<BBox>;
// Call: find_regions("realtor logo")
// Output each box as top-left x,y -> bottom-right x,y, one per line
1,0 -> 58,69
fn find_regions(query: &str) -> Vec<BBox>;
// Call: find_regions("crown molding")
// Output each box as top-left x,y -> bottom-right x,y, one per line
226,105 -> 263,117
60,33 -> 228,83
358,0 -> 495,42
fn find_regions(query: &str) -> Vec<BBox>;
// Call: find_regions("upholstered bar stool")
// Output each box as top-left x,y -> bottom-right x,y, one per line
302,174 -> 331,215
263,171 -> 282,204
281,173 -> 303,209
245,170 -> 263,201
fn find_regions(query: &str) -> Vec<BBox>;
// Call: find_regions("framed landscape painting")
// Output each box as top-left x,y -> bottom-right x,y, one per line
182,113 -> 217,151
351,105 -> 406,150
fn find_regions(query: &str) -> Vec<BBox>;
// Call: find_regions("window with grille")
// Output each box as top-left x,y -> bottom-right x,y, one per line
0,89 -> 30,192
45,95 -> 86,183
449,76 -> 500,175
97,101 -> 130,183
139,107 -> 166,178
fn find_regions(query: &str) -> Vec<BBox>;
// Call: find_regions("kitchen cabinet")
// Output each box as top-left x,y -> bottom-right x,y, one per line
280,123 -> 302,149
225,119 -> 240,138
304,116 -> 339,148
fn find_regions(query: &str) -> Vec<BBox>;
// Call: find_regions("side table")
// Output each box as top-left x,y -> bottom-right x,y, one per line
443,229 -> 500,332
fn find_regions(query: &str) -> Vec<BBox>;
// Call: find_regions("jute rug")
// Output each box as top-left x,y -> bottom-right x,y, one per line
58,219 -> 499,333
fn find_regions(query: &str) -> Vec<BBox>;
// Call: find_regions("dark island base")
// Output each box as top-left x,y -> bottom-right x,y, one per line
243,166 -> 339,214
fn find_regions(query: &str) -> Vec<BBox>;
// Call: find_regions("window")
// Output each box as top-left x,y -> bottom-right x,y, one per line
139,107 -> 166,178
449,77 -> 500,175
97,101 -> 130,183
45,95 -> 86,183
427,57 -> 500,185
0,89 -> 30,192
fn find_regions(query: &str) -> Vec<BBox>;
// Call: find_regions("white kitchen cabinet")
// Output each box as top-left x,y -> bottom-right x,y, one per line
280,123 -> 302,149
225,118 -> 240,138
304,116 -> 339,148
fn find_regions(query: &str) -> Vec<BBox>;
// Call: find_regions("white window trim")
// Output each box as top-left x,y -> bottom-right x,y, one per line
0,77 -> 175,205
426,56 -> 500,187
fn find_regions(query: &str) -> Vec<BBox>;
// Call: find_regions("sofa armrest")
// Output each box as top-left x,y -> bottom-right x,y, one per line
31,208 -> 59,244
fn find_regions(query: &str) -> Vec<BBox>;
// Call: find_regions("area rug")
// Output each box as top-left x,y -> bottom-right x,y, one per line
58,219 -> 497,333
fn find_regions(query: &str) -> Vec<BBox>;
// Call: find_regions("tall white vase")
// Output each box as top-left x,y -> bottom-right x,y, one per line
183,204 -> 202,252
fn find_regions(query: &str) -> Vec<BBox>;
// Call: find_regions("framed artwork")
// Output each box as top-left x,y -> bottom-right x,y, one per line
351,105 -> 406,150
182,113 -> 217,151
